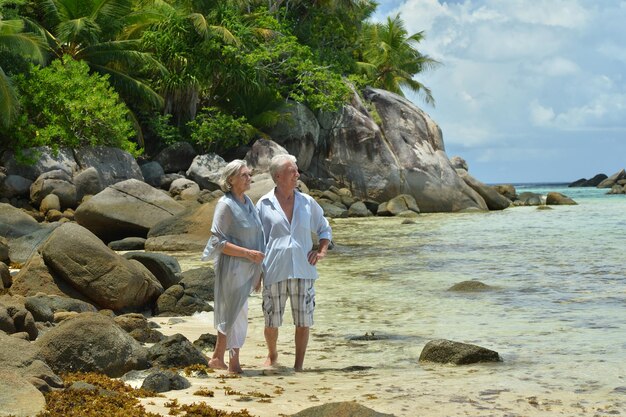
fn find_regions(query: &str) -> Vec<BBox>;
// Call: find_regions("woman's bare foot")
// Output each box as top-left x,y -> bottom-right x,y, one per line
228,365 -> 243,374
208,358 -> 228,370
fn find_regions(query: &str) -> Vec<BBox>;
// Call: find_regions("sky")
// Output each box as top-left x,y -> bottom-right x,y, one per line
373,0 -> 626,184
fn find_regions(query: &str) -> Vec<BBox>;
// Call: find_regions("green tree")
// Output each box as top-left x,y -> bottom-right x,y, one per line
4,58 -> 136,157
38,0 -> 164,107
0,16 -> 45,127
359,13 -> 439,105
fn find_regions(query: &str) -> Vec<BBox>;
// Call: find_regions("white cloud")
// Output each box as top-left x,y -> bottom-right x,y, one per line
380,0 -> 626,182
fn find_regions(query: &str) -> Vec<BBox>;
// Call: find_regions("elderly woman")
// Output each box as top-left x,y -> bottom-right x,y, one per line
202,159 -> 264,373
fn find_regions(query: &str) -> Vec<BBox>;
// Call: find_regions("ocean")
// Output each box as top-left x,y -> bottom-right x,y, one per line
175,184 -> 625,416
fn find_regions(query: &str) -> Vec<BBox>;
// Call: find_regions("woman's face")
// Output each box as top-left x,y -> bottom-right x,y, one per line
229,166 -> 252,194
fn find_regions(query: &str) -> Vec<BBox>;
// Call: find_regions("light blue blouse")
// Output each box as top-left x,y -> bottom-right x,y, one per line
256,190 -> 332,286
202,193 -> 264,333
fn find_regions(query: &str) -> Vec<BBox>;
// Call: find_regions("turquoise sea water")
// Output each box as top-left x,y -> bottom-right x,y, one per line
178,184 -> 625,416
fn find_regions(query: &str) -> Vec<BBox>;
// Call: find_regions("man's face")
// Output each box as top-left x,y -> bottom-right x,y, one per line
276,161 -> 300,190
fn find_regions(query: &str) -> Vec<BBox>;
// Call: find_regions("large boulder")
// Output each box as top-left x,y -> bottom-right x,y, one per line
74,179 -> 186,242
0,203 -> 43,240
458,171 -> 511,210
264,101 -> 320,171
155,267 -> 214,316
39,223 -> 163,311
0,147 -> 77,181
245,138 -> 289,174
147,333 -> 208,368
35,312 -> 149,377
0,331 -> 63,393
597,169 -> 625,188
0,175 -> 32,199
0,370 -> 46,417
73,146 -> 143,187
185,153 -> 226,191
311,88 -> 487,213
73,166 -> 103,201
25,294 -> 97,323
145,201 -> 218,252
7,223 -> 61,265
419,339 -> 501,365
154,141 -> 197,173
29,169 -> 77,209
122,252 -> 182,290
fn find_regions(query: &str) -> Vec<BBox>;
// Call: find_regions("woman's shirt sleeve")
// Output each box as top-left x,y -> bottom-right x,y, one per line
201,200 -> 233,261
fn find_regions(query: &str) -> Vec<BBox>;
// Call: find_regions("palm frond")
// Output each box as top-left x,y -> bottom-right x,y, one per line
88,61 -> 164,108
0,67 -> 19,127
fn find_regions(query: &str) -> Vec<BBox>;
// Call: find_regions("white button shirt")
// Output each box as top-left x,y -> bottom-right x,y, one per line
256,190 -> 332,286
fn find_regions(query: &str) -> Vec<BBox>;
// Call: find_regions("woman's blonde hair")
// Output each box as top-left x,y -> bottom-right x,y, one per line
219,159 -> 248,192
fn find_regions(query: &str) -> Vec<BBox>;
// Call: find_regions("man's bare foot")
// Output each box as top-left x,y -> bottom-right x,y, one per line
208,358 -> 228,370
263,354 -> 278,367
294,366 -> 304,372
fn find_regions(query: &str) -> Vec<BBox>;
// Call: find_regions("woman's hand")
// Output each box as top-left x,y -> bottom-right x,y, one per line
246,249 -> 265,264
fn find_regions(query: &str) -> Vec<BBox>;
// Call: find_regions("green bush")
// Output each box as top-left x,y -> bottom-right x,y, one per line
2,58 -> 138,158
187,107 -> 253,154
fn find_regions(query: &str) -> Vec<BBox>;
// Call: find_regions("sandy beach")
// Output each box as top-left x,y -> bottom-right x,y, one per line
133,292 -> 620,417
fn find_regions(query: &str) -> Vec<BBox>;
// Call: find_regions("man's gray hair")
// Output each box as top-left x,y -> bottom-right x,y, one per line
219,159 -> 248,192
269,154 -> 297,182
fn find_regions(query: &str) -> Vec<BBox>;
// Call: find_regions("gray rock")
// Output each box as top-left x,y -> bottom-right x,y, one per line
0,147 -> 77,181
0,237 -> 8,263
0,262 -> 10,288
74,146 -> 144,187
147,333 -> 208,368
186,153 -> 226,191
73,166 -> 103,202
114,313 -> 165,343
0,304 -> 15,333
516,192 -> 543,206
141,369 -> 190,393
25,294 -> 97,323
0,370 -> 46,417
597,168 -> 625,188
139,161 -> 165,187
310,88 -> 487,213
154,142 -> 197,173
546,192 -> 577,205
448,281 -> 494,292
385,194 -> 420,215
0,331 -> 63,393
459,172 -> 511,210
122,252 -> 182,290
348,201 -> 371,217
319,200 -> 348,218
74,178 -> 186,242
35,312 -> 149,377
193,333 -> 218,353
449,156 -> 468,171
169,178 -> 200,201
492,184 -> 517,201
419,339 -> 501,365
146,201 -> 218,251
291,401 -> 395,417
107,237 -> 146,251
39,193 -> 61,213
39,223 -> 163,311
10,307 -> 37,340
0,175 -> 32,199
29,169 -> 77,209
9,251 -> 88,300
245,138 -> 289,174
0,203 -> 43,239
263,101 -> 320,171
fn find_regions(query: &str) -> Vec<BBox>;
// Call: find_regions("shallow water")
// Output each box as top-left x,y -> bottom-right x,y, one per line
171,185 -> 625,416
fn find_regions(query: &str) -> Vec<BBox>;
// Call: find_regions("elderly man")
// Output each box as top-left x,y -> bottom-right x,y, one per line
256,154 -> 332,371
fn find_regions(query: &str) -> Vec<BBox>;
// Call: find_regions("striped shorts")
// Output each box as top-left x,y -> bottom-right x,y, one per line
262,279 -> 315,328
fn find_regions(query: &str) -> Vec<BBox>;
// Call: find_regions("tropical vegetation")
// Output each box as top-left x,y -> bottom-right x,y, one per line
0,0 -> 439,159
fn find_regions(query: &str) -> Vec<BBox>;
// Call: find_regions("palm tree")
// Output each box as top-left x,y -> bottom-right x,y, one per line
359,13 -> 439,105
0,18 -> 46,127
38,0 -> 165,107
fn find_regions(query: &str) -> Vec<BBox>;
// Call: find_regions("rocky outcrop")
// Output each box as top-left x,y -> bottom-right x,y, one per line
0,370 -> 47,417
569,174 -> 607,187
147,333 -> 208,368
309,87 -> 487,212
122,252 -> 182,290
596,169 -> 625,188
419,339 -> 501,365
35,312 -> 149,377
74,178 -> 186,242
458,171 -> 511,210
546,192 -> 577,205
0,203 -> 44,240
39,223 -> 163,311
